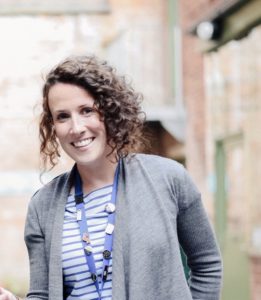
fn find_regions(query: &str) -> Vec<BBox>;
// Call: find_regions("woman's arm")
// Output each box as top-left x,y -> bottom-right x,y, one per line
177,169 -> 223,300
24,196 -> 49,300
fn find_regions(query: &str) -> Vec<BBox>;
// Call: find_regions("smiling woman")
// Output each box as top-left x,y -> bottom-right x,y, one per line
0,55 -> 222,300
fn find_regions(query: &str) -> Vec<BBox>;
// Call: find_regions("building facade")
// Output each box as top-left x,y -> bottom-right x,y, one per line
180,0 -> 261,299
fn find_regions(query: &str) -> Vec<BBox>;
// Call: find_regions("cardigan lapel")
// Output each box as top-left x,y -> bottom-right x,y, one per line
48,169 -> 74,300
111,158 -> 127,300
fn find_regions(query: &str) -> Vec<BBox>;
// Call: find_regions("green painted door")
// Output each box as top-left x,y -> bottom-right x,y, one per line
215,136 -> 250,300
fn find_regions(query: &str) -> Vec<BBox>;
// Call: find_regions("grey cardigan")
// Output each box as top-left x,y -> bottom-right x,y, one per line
24,154 -> 222,300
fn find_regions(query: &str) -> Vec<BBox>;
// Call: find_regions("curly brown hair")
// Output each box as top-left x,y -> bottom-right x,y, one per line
39,55 -> 148,169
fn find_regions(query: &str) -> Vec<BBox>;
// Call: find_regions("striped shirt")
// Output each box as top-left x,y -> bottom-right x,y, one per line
62,185 -> 113,300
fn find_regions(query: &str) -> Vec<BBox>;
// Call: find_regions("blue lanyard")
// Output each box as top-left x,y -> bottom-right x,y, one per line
74,162 -> 120,299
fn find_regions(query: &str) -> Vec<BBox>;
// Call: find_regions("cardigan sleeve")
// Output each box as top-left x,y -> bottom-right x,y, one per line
177,168 -> 223,300
24,195 -> 49,300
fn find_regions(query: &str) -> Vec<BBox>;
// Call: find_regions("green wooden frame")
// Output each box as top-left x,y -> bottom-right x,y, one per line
215,132 -> 243,248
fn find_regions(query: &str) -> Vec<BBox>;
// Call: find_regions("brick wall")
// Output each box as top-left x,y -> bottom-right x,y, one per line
180,0 -> 261,298
182,0 -> 221,24
179,0 -> 208,204
182,0 -> 243,27
179,0 -> 244,201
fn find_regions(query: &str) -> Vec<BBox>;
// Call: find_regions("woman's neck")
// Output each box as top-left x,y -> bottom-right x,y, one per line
76,158 -> 118,194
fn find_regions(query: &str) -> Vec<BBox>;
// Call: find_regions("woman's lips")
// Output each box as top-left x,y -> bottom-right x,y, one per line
71,137 -> 94,148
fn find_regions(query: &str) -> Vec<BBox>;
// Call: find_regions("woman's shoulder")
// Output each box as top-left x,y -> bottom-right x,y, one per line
130,154 -> 200,209
30,170 -> 71,208
128,153 -> 198,190
128,153 -> 185,175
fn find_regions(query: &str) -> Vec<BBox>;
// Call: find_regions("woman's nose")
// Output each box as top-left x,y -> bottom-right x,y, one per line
69,116 -> 85,135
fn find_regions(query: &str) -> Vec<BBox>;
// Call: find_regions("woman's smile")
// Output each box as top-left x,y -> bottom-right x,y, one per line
71,137 -> 95,149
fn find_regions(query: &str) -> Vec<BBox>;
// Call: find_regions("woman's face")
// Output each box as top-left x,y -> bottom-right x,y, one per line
48,83 -> 111,168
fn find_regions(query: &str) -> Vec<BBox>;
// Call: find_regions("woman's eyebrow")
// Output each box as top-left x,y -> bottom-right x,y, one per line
53,109 -> 68,113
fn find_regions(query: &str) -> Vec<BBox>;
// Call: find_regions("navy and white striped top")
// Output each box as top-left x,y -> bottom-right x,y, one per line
62,185 -> 113,300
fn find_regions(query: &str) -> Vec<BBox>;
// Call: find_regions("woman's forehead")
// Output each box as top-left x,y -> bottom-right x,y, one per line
48,83 -> 95,111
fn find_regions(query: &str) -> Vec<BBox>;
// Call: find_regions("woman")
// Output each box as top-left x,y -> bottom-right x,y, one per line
0,55 -> 222,300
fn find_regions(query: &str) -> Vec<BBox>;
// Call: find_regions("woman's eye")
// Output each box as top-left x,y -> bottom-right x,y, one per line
82,107 -> 95,115
56,113 -> 69,121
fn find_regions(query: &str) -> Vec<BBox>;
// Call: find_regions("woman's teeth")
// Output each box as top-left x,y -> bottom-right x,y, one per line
73,138 -> 93,148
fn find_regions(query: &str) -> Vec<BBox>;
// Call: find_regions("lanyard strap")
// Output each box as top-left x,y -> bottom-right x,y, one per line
74,161 -> 120,299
